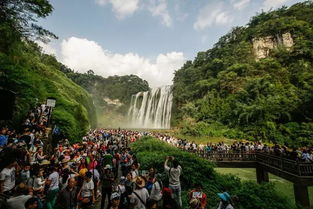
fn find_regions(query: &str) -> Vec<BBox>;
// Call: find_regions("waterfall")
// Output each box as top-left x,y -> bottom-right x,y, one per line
127,86 -> 173,129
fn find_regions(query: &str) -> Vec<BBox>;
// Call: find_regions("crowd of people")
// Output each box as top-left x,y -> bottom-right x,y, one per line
154,134 -> 313,163
0,124 -> 237,209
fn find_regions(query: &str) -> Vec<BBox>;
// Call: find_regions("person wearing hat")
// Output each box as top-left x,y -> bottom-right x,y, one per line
101,164 -> 114,209
116,176 -> 129,209
129,176 -> 149,209
188,184 -> 207,209
109,192 -> 120,209
217,192 -> 234,209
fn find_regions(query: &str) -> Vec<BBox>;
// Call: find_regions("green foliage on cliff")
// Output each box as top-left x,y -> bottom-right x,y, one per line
0,42 -> 97,141
172,1 -> 313,147
0,0 -> 96,141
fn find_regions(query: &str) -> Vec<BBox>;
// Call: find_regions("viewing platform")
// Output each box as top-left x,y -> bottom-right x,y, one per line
185,150 -> 313,207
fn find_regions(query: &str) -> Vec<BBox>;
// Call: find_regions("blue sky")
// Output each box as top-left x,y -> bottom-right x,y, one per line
39,0 -> 305,87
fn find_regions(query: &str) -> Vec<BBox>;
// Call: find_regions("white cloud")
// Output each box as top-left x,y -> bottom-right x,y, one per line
262,0 -> 290,10
194,3 -> 233,30
60,37 -> 185,87
148,0 -> 172,27
37,41 -> 57,56
232,0 -> 251,10
95,0 -> 139,19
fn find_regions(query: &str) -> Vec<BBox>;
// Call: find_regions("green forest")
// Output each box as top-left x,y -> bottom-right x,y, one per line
172,1 -> 313,147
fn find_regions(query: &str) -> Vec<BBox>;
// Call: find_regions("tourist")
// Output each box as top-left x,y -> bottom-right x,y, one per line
147,169 -> 162,207
0,158 -> 17,196
116,176 -> 128,209
129,176 -> 150,209
101,164 -> 114,209
217,192 -> 234,209
25,197 -> 39,209
56,178 -> 78,209
7,183 -> 32,209
109,192 -> 120,209
78,171 -> 95,208
46,164 -> 60,209
162,187 -> 178,209
164,156 -> 182,208
188,184 -> 207,209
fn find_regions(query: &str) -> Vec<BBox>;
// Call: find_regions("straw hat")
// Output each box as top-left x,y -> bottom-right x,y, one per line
135,176 -> 146,188
40,160 -> 51,166
189,198 -> 200,208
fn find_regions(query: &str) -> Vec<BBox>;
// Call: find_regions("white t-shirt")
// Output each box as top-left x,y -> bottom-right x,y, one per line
130,188 -> 149,209
7,195 -> 32,209
150,181 -> 162,201
81,180 -> 94,197
164,165 -> 182,186
48,171 -> 59,190
0,167 -> 15,192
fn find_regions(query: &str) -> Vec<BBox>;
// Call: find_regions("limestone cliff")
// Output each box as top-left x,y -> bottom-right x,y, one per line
253,32 -> 294,60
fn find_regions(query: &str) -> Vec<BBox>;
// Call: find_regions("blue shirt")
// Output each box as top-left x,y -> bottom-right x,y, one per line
0,135 -> 8,146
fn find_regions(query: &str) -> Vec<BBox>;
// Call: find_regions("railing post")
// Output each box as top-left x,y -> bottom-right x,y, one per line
294,183 -> 310,207
256,163 -> 269,184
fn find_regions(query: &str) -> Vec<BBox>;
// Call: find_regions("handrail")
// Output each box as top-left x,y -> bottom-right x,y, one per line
181,149 -> 313,176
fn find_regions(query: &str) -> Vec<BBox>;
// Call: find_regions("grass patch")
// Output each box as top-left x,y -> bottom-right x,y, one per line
215,168 -> 313,205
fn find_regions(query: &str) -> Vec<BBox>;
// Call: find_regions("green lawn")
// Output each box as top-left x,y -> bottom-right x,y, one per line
215,168 -> 313,205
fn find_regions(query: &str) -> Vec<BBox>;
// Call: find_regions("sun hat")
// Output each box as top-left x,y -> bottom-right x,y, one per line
110,192 -> 120,200
135,176 -> 146,188
104,164 -> 112,170
40,160 -> 51,166
120,176 -> 126,184
189,198 -> 200,208
217,192 -> 231,202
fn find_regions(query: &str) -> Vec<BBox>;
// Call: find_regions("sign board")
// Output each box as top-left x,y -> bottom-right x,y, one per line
46,98 -> 56,107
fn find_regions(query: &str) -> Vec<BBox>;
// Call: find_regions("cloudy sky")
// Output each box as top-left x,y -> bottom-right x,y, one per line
39,0 -> 304,87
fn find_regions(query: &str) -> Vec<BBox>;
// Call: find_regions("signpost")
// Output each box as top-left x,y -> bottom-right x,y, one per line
46,97 -> 56,126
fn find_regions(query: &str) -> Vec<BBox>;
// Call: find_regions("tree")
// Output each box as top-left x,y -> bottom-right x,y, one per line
0,0 -> 57,52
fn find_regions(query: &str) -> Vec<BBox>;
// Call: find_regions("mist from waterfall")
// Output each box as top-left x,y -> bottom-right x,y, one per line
127,86 -> 173,129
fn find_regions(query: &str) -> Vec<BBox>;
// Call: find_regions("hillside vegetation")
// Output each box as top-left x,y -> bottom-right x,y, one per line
0,0 -> 96,141
172,1 -> 313,147
0,43 -> 97,141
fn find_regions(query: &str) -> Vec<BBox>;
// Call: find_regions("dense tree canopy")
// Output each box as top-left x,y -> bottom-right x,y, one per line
172,1 -> 313,147
0,0 -> 57,52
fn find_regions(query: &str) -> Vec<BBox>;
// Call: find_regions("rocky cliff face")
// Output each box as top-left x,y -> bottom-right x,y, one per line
253,32 -> 294,59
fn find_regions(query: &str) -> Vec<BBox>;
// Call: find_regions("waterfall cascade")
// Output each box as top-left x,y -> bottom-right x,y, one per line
127,86 -> 173,129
